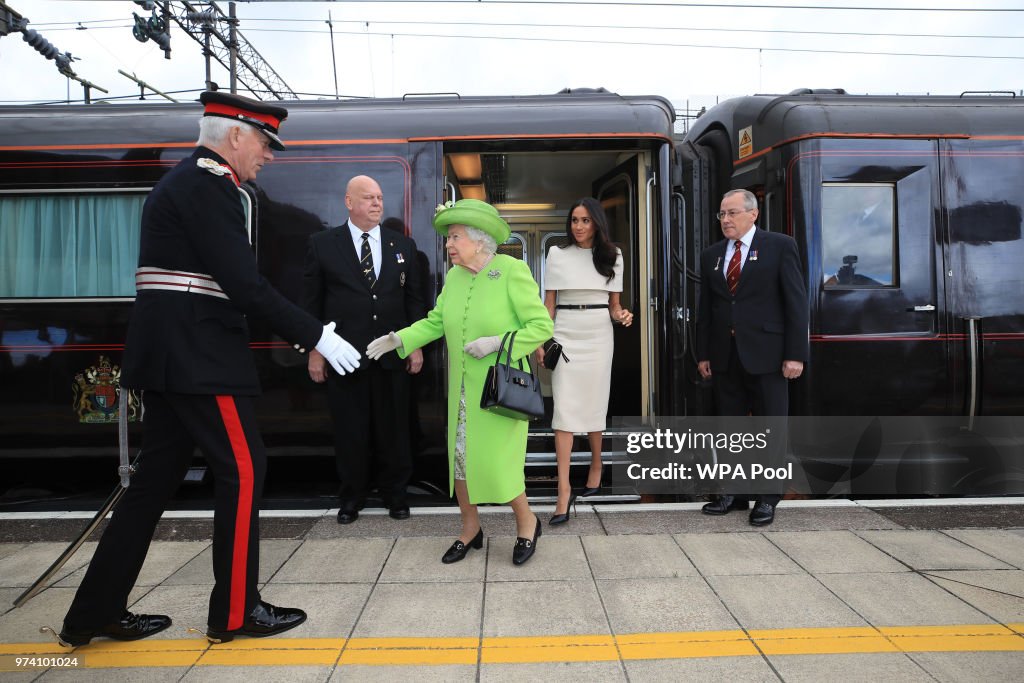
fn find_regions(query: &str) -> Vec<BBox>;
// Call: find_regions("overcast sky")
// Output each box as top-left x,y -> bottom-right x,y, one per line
2,1 -> 1022,121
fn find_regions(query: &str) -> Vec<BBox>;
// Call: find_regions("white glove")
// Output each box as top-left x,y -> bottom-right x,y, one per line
367,331 -> 404,360
463,335 -> 503,359
315,322 -> 361,375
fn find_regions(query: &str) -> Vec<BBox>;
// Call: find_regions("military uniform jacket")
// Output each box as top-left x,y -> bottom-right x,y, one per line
122,147 -> 323,395
302,224 -> 426,371
696,229 -> 808,375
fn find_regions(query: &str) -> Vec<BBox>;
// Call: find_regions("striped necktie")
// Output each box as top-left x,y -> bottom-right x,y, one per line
727,240 -> 743,295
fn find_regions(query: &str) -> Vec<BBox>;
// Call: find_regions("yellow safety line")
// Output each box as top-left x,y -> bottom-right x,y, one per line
1,624 -> 1022,670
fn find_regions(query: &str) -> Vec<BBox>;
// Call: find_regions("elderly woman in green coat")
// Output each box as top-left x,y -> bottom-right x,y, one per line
367,199 -> 552,565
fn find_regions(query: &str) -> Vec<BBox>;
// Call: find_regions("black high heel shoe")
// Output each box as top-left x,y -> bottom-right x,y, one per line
580,464 -> 605,497
548,492 -> 577,526
441,528 -> 484,564
513,517 -> 542,565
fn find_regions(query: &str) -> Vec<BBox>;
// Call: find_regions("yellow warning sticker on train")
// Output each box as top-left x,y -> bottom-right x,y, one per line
738,126 -> 753,158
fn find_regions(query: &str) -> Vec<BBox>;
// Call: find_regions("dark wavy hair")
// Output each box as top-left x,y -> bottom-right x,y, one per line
563,197 -> 617,282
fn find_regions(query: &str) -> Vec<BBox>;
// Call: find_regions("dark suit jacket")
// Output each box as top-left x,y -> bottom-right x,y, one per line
302,223 -> 427,371
696,228 -> 808,375
122,147 -> 323,395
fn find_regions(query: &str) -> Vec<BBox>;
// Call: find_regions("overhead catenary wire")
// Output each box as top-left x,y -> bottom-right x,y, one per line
236,26 -> 1024,61
233,16 -> 1024,42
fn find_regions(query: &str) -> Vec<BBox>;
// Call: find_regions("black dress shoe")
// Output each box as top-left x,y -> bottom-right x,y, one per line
441,528 -> 484,564
512,517 -> 542,565
207,601 -> 307,643
549,492 -> 577,526
389,504 -> 411,520
337,507 -> 359,524
749,502 -> 776,526
59,611 -> 172,647
701,495 -> 749,515
579,485 -> 601,497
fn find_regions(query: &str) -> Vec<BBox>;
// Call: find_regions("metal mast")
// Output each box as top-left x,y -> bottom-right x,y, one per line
166,1 -> 296,100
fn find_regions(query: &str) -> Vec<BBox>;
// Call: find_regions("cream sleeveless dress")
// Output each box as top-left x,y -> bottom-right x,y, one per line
543,245 -> 623,432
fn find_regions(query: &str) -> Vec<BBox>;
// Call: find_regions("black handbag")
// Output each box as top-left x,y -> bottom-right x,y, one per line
480,331 -> 545,421
542,339 -> 570,370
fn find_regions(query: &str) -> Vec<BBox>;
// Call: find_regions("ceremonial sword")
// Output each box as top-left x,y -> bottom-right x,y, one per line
14,389 -> 139,608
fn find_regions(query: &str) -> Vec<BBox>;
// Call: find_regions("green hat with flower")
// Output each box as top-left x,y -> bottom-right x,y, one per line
433,198 -> 511,244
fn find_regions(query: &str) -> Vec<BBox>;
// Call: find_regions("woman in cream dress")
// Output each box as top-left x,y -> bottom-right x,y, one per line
539,198 -> 633,525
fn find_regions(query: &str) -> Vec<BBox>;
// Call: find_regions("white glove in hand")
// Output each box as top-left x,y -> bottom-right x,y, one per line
463,335 -> 502,359
367,332 -> 403,360
315,322 -> 361,375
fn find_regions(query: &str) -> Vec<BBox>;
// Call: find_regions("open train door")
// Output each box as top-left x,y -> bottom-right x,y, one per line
592,157 -> 644,419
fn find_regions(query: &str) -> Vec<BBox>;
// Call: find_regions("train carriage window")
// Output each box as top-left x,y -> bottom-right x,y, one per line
499,233 -> 527,261
0,192 -> 145,299
822,184 -> 896,288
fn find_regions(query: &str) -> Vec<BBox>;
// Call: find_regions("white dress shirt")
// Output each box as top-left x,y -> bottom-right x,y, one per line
723,225 -> 757,281
348,221 -> 381,279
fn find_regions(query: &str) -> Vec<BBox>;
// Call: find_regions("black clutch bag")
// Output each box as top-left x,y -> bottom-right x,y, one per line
480,331 -> 545,421
542,339 -> 569,370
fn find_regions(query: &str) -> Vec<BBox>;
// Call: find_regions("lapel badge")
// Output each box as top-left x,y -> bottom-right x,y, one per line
487,269 -> 502,280
396,252 -> 405,264
400,271 -> 406,286
749,250 -> 758,261
713,257 -> 722,271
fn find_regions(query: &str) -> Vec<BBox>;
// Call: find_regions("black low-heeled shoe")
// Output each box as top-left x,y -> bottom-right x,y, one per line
548,492 -> 577,526
441,528 -> 484,564
59,610 -> 172,647
207,601 -> 306,643
513,517 -> 542,565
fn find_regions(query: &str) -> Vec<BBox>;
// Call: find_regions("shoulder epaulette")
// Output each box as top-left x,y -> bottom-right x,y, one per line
197,158 -> 234,177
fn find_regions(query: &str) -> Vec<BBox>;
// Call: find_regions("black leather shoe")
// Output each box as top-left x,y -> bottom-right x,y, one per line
701,496 -> 749,515
207,601 -> 307,643
59,611 -> 171,647
749,502 -> 776,526
579,485 -> 601,497
441,528 -> 484,564
549,492 -> 577,526
512,517 -> 542,565
337,499 -> 364,524
389,504 -> 411,520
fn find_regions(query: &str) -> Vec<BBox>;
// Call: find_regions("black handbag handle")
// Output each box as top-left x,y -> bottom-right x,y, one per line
495,331 -> 528,377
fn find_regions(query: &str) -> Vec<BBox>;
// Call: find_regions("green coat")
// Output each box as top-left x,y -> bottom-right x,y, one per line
397,255 -> 553,504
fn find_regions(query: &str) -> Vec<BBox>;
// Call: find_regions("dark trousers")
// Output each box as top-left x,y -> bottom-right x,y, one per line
326,361 -> 412,507
64,392 -> 265,633
712,339 -> 786,507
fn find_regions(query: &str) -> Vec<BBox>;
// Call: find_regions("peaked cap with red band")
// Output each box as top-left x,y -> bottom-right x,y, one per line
199,91 -> 289,151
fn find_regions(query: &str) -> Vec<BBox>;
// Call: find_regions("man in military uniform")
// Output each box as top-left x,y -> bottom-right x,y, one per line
59,92 -> 361,646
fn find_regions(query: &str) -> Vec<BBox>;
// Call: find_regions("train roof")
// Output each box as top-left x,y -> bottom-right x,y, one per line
684,90 -> 1024,160
0,90 -> 676,149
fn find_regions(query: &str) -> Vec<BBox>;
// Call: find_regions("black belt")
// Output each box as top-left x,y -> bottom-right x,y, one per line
556,304 -> 608,310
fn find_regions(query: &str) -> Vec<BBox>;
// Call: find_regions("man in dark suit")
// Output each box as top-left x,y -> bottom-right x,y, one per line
697,189 -> 808,526
59,92 -> 361,647
303,175 -> 426,524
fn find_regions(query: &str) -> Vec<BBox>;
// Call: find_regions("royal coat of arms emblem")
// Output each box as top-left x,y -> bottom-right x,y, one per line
72,355 -> 139,424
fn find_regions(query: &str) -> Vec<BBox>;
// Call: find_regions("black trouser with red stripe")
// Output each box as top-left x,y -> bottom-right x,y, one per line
63,391 -> 265,633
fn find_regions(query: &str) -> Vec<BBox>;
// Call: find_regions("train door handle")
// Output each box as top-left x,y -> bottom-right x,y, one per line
908,304 -> 936,312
